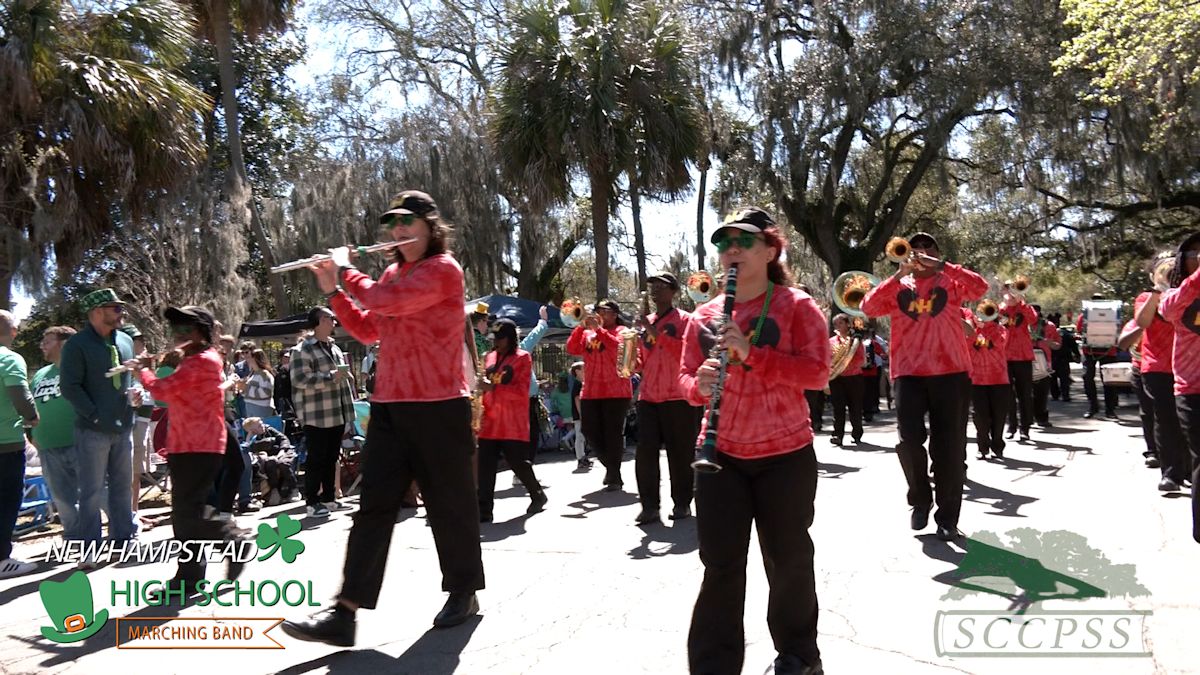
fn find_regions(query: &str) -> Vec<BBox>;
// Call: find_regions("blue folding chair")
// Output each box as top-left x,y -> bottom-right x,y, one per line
14,474 -> 54,537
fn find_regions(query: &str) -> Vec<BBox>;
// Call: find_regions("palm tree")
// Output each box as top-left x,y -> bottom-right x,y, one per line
186,0 -> 294,315
491,0 -> 702,300
0,0 -> 209,308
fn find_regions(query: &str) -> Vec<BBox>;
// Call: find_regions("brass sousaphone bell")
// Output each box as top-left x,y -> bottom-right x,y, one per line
832,271 -> 881,318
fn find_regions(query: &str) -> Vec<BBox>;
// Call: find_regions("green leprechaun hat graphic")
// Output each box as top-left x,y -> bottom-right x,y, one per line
39,572 -> 108,643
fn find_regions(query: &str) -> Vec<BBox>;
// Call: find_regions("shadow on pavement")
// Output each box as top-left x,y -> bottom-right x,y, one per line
963,479 -> 1037,518
816,462 -> 862,479
480,514 -> 531,543
627,518 -> 697,559
995,456 -> 1064,477
277,616 -> 482,675
560,489 -> 638,519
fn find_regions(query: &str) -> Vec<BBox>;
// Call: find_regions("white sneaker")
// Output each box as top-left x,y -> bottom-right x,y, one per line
0,557 -> 37,579
322,501 -> 344,512
306,504 -> 331,518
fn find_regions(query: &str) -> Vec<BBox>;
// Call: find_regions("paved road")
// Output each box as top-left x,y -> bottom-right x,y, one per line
1,396 -> 1196,674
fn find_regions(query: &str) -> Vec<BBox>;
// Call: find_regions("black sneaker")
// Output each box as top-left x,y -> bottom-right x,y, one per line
911,506 -> 930,530
635,507 -> 660,525
1158,477 -> 1181,492
1145,456 -> 1161,468
527,490 -> 548,514
281,605 -> 356,647
1019,430 -> 1030,442
1004,429 -> 1017,440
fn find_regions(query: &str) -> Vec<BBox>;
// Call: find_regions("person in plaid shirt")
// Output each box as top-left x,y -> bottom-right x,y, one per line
291,306 -> 355,519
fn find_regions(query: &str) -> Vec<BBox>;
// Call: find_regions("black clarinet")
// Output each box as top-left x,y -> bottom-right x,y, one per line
692,263 -> 739,473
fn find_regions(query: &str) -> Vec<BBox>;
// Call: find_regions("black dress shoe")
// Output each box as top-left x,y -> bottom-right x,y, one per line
433,592 -> 479,628
669,504 -> 692,520
911,506 -> 930,530
936,525 -> 960,541
1019,430 -> 1030,441
527,490 -> 548,514
1145,456 -> 1161,468
977,450 -> 989,460
281,605 -> 356,647
603,482 -> 623,492
830,437 -> 843,447
635,507 -> 660,525
765,653 -> 823,674
1158,477 -> 1181,492
1004,429 -> 1016,440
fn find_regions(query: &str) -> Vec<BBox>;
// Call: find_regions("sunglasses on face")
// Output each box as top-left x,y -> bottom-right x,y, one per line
714,233 -> 761,253
170,324 -> 194,336
385,213 -> 418,227
103,305 -> 126,314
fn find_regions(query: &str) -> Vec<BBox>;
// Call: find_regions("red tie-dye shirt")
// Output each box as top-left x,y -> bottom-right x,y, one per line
829,334 -> 866,378
332,254 -> 470,402
1134,292 -> 1174,374
566,324 -> 634,400
680,286 -> 830,459
1034,320 -> 1061,363
1001,301 -> 1038,362
138,348 -> 226,455
479,349 -> 532,441
636,307 -> 692,403
1159,269 -> 1200,395
861,263 -> 989,378
969,319 -> 1009,386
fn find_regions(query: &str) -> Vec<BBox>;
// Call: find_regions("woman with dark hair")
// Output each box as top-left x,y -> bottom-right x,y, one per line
680,207 -> 830,675
1157,231 -> 1200,543
125,306 -> 243,596
566,299 -> 633,491
242,348 -> 276,418
282,189 -> 484,645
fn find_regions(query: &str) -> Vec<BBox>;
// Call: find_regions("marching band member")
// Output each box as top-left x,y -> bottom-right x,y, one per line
283,190 -> 484,646
1001,286 -> 1038,441
1029,304 -> 1061,428
681,207 -> 829,675
476,319 -> 547,522
861,232 -> 988,541
1157,231 -> 1200,542
828,313 -> 866,446
566,299 -> 633,492
969,306 -> 1010,459
1135,254 -> 1188,483
633,272 -> 701,524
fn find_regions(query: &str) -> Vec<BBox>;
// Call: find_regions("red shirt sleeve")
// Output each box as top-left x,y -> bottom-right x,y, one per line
340,257 -> 460,318
1160,268 -> 1200,322
330,291 -> 380,345
942,263 -> 989,302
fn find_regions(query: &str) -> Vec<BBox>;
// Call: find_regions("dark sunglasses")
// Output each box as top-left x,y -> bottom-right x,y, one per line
385,213 -> 418,227
714,233 -> 761,253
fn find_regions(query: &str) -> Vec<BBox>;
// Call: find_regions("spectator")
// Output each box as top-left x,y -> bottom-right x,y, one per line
120,324 -> 154,521
274,351 -> 294,417
30,327 -> 81,544
59,289 -> 138,565
0,310 -> 40,579
243,349 -> 276,418
570,362 -> 589,469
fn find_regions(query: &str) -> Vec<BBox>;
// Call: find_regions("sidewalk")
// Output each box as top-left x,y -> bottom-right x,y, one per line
1,397 -> 1196,674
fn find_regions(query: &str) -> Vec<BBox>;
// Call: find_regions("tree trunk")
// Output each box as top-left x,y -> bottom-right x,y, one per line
630,177 -> 647,290
695,162 -> 708,270
0,246 -> 11,311
210,0 -> 289,316
591,173 -> 610,301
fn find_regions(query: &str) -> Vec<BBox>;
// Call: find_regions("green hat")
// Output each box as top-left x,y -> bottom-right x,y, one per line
38,572 -> 109,643
79,289 -> 126,314
119,325 -> 143,339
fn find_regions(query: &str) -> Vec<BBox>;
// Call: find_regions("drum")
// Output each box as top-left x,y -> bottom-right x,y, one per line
1099,362 -> 1133,387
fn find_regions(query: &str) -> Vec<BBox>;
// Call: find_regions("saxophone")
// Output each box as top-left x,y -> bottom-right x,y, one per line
616,291 -> 646,378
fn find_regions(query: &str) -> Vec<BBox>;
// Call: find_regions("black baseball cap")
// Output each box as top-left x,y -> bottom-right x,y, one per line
490,318 -> 518,341
908,232 -> 939,249
646,271 -> 680,290
164,306 -> 215,328
379,190 -> 438,224
711,207 -> 776,243
306,306 -> 337,328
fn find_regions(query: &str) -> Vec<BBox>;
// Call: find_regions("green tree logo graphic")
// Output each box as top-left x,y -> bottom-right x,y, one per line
256,514 -> 306,563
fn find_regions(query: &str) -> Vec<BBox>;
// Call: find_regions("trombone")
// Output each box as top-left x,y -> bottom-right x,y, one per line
269,238 -> 419,274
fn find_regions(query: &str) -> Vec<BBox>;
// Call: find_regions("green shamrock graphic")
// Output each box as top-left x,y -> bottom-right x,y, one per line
256,514 -> 306,563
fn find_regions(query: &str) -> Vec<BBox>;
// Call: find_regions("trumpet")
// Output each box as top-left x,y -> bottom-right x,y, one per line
976,299 -> 1000,322
1151,255 -> 1175,292
269,238 -> 419,274
559,298 -> 589,328
885,237 -> 911,263
687,271 -> 717,303
1006,274 -> 1031,297
832,271 -> 881,318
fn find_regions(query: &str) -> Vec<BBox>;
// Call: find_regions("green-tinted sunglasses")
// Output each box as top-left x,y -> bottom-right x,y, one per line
385,213 -> 418,227
714,232 -> 761,253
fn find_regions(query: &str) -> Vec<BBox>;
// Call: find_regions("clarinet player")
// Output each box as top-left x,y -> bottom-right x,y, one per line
680,207 -> 830,675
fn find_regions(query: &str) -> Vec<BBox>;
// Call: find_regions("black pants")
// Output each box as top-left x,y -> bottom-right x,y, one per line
1131,368 -> 1157,458
303,425 -> 343,506
1173,394 -> 1200,543
581,398 -> 631,487
804,390 -> 825,432
863,372 -> 881,417
217,421 -> 245,513
341,398 -> 483,607
1145,372 -> 1190,481
478,439 -> 541,519
829,375 -> 864,442
972,384 -> 1010,456
894,373 -> 969,529
168,453 -> 237,582
688,448 -> 819,674
527,397 -> 540,464
1007,361 -> 1034,433
1050,360 -> 1071,400
1083,354 -> 1119,414
1032,376 -> 1052,426
0,450 -> 25,561
635,400 -> 701,511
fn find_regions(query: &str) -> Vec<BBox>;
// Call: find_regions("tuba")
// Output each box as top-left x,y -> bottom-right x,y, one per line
1151,254 -> 1175,292
616,326 -> 638,378
1006,275 -> 1031,297
885,237 -> 912,263
687,271 -> 717,303
976,299 -> 1000,322
832,271 -> 881,318
829,333 -> 862,381
559,298 -> 586,327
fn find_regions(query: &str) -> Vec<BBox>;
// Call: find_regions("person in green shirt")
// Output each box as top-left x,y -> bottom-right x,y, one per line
30,326 -> 80,544
0,310 -> 40,579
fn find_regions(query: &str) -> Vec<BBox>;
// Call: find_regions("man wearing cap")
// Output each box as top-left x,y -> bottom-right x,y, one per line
59,288 -> 138,553
862,233 -> 988,541
290,306 -> 355,519
566,298 -> 635,491
633,271 -> 701,524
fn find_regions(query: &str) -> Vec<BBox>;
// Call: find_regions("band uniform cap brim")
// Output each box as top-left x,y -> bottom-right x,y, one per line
710,223 -> 766,243
908,232 -> 939,249
647,272 -> 681,290
164,306 -> 215,328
